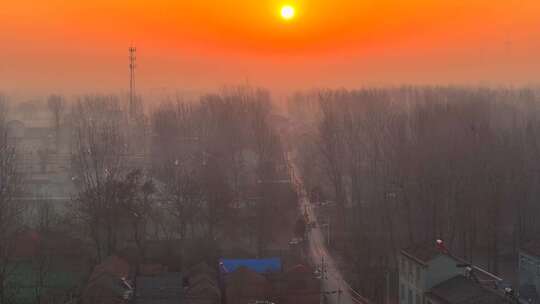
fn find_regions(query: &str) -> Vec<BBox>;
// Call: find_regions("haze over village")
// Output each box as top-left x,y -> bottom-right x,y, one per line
2,1 -> 540,304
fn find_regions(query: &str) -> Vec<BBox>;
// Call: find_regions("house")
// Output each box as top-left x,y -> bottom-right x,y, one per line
185,275 -> 221,304
399,240 -> 512,304
118,240 -> 184,272
7,230 -> 89,304
519,241 -> 540,303
185,262 -> 217,279
426,275 -> 513,304
399,242 -> 464,304
185,262 -> 220,304
82,256 -> 132,304
281,264 -> 320,304
135,272 -> 184,304
224,267 -> 273,304
7,262 -> 85,304
219,258 -> 282,274
220,259 -> 319,304
12,229 -> 88,262
132,262 -> 221,304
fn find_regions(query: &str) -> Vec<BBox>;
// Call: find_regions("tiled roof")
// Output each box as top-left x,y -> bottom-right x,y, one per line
83,272 -> 128,301
186,280 -> 220,298
427,275 -> 512,304
139,264 -> 168,276
188,273 -> 218,288
12,230 -> 87,260
135,273 -> 184,304
286,264 -> 311,274
224,267 -> 272,302
185,262 -> 217,278
90,256 -> 130,281
401,242 -> 445,264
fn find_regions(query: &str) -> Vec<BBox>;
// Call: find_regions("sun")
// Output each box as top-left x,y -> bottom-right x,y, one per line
280,5 -> 296,21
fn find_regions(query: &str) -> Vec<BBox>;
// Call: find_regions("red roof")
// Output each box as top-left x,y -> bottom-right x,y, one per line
286,264 -> 311,274
90,256 -> 130,281
12,229 -> 86,259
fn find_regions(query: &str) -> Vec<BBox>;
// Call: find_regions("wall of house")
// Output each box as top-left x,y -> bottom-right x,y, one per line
424,296 -> 441,304
399,254 -> 464,304
519,251 -> 540,293
399,254 -> 426,304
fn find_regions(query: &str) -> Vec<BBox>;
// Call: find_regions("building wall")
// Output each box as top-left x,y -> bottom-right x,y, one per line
399,254 -> 464,304
519,251 -> 540,293
424,296 -> 441,304
399,254 -> 426,304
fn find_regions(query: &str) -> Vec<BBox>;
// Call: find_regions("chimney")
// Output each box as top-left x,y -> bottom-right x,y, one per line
436,239 -> 449,254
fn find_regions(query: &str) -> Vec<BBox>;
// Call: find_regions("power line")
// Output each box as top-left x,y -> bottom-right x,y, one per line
80,288 -> 347,301
324,266 -> 371,304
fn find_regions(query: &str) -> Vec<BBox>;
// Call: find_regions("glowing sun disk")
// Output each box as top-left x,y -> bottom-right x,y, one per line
281,5 -> 296,20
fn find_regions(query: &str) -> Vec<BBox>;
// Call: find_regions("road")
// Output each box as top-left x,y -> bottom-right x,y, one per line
300,193 -> 369,304
287,151 -> 370,304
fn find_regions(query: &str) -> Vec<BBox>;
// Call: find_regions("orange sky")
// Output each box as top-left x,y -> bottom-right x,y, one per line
1,0 -> 540,96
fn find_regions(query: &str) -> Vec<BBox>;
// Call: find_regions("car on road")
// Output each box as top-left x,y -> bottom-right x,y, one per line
289,237 -> 304,246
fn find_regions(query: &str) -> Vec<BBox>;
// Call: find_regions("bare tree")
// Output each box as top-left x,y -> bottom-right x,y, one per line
69,95 -> 129,261
0,96 -> 25,304
150,87 -> 295,256
291,87 -> 540,301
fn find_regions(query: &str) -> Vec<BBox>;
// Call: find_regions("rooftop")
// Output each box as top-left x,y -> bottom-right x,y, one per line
401,242 -> 448,265
219,258 -> 281,274
89,255 -> 131,282
427,275 -> 512,304
135,273 -> 184,304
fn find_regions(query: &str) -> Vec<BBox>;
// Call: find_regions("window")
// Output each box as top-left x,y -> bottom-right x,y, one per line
408,289 -> 413,304
400,283 -> 405,301
537,263 -> 540,276
416,266 -> 421,284
416,293 -> 421,304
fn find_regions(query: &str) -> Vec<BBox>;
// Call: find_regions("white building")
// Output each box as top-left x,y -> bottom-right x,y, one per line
519,241 -> 540,303
399,241 -> 512,304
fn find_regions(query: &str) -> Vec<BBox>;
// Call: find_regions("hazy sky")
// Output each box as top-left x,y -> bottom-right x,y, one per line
1,0 -> 539,96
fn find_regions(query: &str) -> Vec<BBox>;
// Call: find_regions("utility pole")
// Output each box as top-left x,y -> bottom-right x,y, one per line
322,256 -> 326,280
324,216 -> 331,246
386,269 -> 390,304
129,46 -> 137,118
321,255 -> 326,304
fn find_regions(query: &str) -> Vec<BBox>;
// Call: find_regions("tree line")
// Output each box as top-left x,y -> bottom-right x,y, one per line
0,87 -> 297,303
289,87 -> 540,302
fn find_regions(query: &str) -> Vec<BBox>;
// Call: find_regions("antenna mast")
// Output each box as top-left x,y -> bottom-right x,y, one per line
129,46 -> 137,117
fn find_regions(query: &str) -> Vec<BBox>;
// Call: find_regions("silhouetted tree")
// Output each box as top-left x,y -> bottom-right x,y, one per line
0,98 -> 25,304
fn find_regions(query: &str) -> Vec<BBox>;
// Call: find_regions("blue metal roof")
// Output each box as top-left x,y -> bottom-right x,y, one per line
219,258 -> 281,274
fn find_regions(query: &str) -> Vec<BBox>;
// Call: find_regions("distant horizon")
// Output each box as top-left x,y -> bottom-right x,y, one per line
4,81 -> 540,103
